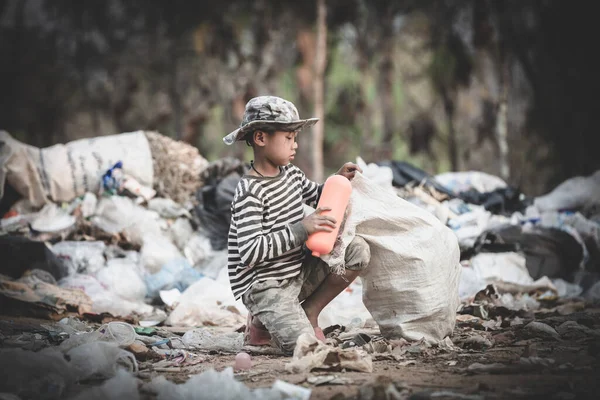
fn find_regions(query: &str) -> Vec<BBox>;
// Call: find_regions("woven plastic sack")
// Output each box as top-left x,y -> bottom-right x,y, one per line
322,173 -> 461,343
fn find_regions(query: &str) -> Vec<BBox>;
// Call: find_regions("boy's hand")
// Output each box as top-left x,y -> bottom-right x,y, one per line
336,162 -> 362,181
302,207 -> 337,235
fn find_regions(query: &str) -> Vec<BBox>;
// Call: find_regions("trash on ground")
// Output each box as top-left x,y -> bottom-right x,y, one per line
285,333 -> 373,373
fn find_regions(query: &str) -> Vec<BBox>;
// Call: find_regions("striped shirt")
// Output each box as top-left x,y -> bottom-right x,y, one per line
228,164 -> 323,300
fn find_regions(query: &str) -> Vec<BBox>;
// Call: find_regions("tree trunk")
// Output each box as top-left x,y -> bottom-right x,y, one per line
312,0 -> 327,182
295,27 -> 316,178
442,91 -> 458,171
377,14 -> 395,161
496,53 -> 510,180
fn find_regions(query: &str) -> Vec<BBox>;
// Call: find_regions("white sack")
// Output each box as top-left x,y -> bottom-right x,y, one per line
322,173 -> 461,344
0,130 -> 153,207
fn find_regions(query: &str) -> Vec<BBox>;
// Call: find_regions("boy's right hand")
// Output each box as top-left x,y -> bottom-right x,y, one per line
302,207 -> 337,235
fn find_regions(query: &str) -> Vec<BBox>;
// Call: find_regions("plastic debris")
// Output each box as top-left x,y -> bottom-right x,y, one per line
234,352 -> 252,371
285,333 -> 373,373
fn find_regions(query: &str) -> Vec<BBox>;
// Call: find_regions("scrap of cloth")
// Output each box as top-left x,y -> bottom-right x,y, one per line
322,173 -> 461,343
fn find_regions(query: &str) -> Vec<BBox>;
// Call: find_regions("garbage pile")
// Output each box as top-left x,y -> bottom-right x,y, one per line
1,131 -> 600,398
2,131 -> 599,328
357,157 -> 600,308
0,130 -> 248,328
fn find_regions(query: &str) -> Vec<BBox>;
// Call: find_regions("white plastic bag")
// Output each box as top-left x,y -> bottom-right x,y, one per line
0,347 -> 74,400
434,171 -> 507,194
166,277 -> 246,327
169,218 -> 194,250
146,367 -> 285,400
59,273 -> 155,317
68,369 -> 140,400
51,241 -> 106,275
66,341 -> 138,381
141,233 -> 183,274
30,203 -> 76,233
95,259 -> 147,302
534,170 -> 600,213
355,156 -> 394,189
459,252 -> 532,300
183,233 -> 214,268
148,198 -> 192,219
92,196 -> 166,246
144,257 -> 203,298
322,173 -> 461,343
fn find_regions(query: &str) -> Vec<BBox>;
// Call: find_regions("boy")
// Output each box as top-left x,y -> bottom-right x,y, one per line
223,96 -> 371,355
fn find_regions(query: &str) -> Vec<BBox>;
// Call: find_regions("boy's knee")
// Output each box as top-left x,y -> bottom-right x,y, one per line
345,236 -> 370,271
271,322 -> 313,355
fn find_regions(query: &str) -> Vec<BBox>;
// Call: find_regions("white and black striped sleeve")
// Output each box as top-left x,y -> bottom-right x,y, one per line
299,170 -> 323,208
232,192 -> 307,268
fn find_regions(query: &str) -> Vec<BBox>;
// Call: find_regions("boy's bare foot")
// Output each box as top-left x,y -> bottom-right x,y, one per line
313,327 -> 326,341
244,314 -> 272,346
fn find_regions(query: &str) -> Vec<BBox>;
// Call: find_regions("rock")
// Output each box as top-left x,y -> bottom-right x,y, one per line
128,341 -> 150,359
523,321 -> 560,340
462,335 -> 494,350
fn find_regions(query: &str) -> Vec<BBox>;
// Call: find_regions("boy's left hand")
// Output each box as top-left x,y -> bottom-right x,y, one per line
336,162 -> 362,181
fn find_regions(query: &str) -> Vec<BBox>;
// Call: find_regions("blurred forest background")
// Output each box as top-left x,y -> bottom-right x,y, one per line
1,0 -> 598,195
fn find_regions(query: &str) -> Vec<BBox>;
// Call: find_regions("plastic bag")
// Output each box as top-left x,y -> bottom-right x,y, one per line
68,369 -> 140,400
194,158 -> 246,251
458,252 -> 532,300
534,170 -> 600,214
51,241 -> 106,275
181,329 -> 243,353
30,203 -> 76,233
95,259 -> 147,302
356,156 -> 394,188
96,322 -> 137,347
169,218 -> 194,250
141,233 -> 183,274
144,257 -> 203,298
66,341 -> 138,381
80,192 -> 98,218
166,277 -> 246,327
146,367 -> 285,400
148,198 -> 192,219
59,273 -> 155,317
194,249 -> 227,280
183,233 -> 214,268
0,347 -> 74,400
434,171 -> 507,194
92,196 -> 166,245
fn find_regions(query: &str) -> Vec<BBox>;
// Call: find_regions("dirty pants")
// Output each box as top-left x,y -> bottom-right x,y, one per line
242,236 -> 370,355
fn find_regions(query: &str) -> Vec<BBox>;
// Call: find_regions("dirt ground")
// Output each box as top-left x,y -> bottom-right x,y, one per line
1,304 -> 599,400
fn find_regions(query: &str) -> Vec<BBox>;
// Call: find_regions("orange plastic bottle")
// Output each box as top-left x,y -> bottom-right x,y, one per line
306,175 -> 352,257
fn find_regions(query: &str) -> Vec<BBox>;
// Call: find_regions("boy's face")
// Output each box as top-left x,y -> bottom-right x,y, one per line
264,130 -> 299,166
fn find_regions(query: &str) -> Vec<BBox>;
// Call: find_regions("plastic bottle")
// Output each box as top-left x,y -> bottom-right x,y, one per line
306,175 -> 352,257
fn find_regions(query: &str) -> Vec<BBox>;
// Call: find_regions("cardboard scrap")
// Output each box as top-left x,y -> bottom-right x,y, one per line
0,274 -> 92,317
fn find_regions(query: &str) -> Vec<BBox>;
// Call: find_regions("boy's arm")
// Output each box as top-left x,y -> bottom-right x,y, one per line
233,193 -> 307,268
300,171 -> 324,208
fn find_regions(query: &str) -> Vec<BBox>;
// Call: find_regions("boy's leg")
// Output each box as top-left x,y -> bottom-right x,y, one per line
301,236 -> 371,328
242,277 -> 314,355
